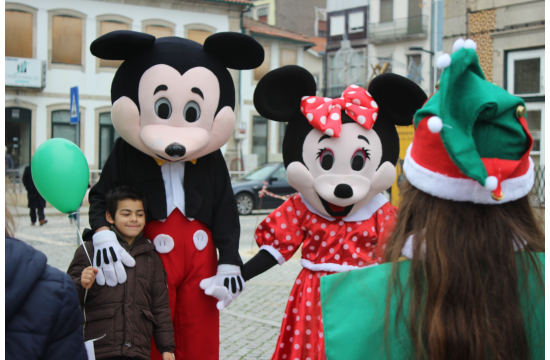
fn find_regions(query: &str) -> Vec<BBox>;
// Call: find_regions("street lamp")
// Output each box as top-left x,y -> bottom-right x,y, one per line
409,47 -> 435,94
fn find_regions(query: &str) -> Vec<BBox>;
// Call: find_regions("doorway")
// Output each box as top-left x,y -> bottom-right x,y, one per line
5,107 -> 32,169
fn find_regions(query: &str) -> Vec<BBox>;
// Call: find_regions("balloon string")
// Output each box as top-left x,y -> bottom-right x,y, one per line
69,210 -> 91,338
70,211 -> 92,265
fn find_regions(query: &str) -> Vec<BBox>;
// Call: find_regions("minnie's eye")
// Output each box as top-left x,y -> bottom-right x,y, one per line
155,98 -> 172,119
184,101 -> 201,122
351,149 -> 367,171
319,149 -> 334,170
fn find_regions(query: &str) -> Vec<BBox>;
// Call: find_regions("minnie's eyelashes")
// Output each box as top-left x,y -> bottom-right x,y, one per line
316,148 -> 326,160
363,148 -> 371,160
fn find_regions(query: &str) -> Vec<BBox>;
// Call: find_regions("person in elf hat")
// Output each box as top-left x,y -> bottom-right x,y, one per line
320,39 -> 545,360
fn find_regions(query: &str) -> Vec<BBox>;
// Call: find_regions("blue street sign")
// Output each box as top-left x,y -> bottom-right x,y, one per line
70,86 -> 79,124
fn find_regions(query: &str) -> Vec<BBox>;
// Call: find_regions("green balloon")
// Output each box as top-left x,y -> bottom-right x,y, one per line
31,138 -> 89,214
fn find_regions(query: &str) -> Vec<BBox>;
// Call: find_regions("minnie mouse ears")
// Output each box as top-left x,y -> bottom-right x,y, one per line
90,30 -> 264,70
254,65 -> 427,127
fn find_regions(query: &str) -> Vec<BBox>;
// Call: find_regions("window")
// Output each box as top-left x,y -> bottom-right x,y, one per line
6,10 -> 33,58
254,45 -> 271,81
5,107 -> 32,169
52,15 -> 82,65
315,7 -> 327,37
318,20 -> 327,37
524,102 -> 545,166
507,48 -> 544,96
380,0 -> 394,22
252,116 -> 269,165
348,12 -> 364,33
98,113 -> 120,169
188,30 -> 212,45
243,10 -> 254,18
280,49 -> 297,67
257,7 -> 269,23
330,15 -> 345,36
52,110 -> 78,144
407,54 -> 422,85
99,21 -> 129,68
527,108 -> 541,152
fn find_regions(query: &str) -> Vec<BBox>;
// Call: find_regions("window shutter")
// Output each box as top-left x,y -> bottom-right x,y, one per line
6,10 -> 33,58
145,25 -> 173,39
187,30 -> 212,45
280,49 -> 297,67
330,15 -> 345,36
348,12 -> 364,32
254,46 -> 271,81
52,16 -> 82,65
380,0 -> 394,22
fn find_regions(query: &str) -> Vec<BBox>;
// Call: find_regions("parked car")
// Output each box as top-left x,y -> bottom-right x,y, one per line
231,163 -> 296,215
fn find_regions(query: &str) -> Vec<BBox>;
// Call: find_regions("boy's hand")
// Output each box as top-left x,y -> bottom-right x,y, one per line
81,266 -> 98,289
162,352 -> 175,360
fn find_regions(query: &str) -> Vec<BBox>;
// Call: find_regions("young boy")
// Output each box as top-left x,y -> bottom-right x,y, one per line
68,186 -> 175,360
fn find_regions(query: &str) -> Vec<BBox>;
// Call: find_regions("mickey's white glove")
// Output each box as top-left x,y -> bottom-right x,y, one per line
92,230 -> 136,287
200,265 -> 245,311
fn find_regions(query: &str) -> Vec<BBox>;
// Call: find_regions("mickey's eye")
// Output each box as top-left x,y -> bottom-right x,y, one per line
317,149 -> 334,170
351,149 -> 370,171
155,98 -> 172,119
184,101 -> 201,123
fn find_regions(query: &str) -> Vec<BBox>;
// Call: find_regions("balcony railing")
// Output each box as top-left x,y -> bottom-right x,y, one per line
368,15 -> 428,44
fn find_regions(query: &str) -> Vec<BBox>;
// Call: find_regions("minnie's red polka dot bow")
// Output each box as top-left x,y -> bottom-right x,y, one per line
300,85 -> 379,137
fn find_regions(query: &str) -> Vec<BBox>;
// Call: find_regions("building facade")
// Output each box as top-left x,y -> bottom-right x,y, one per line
230,0 -> 327,172
231,17 -> 318,171
5,0 -> 249,171
444,0 -> 545,168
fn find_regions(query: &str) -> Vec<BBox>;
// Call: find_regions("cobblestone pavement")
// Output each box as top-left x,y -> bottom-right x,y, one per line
12,206 -> 301,360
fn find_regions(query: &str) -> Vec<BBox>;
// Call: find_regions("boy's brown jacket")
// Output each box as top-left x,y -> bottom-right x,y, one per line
67,227 -> 175,360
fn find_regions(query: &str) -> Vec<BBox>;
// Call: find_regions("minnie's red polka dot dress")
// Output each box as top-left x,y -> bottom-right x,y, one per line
255,193 -> 397,360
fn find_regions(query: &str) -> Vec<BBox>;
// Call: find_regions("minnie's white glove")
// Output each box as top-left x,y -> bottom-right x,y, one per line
199,265 -> 245,311
92,230 -> 136,287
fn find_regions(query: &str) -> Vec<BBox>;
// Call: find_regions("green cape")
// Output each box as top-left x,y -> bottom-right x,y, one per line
321,252 -> 544,360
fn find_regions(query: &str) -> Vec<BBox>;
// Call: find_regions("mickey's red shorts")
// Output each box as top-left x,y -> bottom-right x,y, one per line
144,209 -> 218,360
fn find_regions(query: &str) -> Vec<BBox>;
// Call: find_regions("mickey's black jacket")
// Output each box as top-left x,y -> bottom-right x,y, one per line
87,137 -> 242,266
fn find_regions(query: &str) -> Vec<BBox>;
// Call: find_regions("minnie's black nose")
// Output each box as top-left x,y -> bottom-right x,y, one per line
165,143 -> 186,158
334,184 -> 353,198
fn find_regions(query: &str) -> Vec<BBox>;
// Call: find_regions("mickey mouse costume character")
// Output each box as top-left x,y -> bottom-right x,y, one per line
240,66 -> 427,360
86,31 -> 264,360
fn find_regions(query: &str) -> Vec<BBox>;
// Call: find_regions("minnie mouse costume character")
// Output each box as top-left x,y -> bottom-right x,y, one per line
240,66 -> 427,360
86,31 -> 264,360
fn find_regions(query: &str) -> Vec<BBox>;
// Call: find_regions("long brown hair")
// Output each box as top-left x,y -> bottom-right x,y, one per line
384,180 -> 544,360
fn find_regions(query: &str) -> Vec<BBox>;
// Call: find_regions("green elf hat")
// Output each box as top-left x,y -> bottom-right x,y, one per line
403,38 -> 534,204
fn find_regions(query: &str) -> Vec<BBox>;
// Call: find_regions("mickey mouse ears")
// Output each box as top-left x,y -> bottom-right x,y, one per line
91,30 -> 264,70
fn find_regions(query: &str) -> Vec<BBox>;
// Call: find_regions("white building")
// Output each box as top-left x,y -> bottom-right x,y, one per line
5,0 -> 249,171
230,17 -> 323,171
326,0 -> 436,96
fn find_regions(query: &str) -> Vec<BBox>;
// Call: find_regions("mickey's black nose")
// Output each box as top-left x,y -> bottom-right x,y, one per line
334,184 -> 353,198
165,143 -> 186,158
